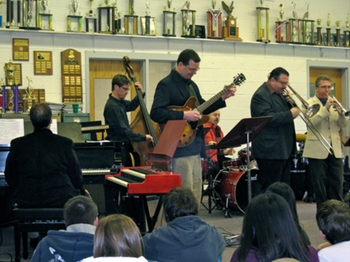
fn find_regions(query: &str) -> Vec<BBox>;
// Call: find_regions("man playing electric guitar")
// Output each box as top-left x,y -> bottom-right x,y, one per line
150,49 -> 236,206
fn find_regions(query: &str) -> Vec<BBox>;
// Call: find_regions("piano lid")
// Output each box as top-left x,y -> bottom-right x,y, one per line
147,120 -> 187,165
74,142 -> 115,169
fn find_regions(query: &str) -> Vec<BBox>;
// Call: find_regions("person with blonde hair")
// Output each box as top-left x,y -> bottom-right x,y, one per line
83,214 -> 147,262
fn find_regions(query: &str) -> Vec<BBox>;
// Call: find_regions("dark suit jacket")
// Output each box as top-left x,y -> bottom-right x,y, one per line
5,128 -> 83,208
250,82 -> 296,160
150,69 -> 226,158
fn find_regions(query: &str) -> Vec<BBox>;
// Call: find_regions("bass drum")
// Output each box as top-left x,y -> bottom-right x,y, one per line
212,169 -> 259,213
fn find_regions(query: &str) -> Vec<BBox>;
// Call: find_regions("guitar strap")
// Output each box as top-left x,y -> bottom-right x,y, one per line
188,83 -> 200,106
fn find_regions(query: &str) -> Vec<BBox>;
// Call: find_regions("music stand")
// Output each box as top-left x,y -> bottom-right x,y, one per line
215,116 -> 272,216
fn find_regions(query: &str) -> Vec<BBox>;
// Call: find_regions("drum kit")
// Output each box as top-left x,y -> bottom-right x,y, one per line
202,147 -> 259,217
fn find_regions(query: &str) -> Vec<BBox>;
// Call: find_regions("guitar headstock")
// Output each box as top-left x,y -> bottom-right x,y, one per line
233,73 -> 246,86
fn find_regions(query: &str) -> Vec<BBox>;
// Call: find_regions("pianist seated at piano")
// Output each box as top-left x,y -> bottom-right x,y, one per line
142,187 -> 225,262
82,214 -> 147,262
4,103 -> 85,216
103,74 -> 153,146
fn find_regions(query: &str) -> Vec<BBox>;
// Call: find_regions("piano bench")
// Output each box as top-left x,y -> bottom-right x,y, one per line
12,208 -> 66,262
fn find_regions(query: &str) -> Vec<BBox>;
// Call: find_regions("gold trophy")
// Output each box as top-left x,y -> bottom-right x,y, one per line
20,0 -> 41,29
98,0 -> 116,33
207,0 -> 222,39
68,0 -> 83,32
325,13 -> 332,46
3,60 -> 19,113
124,0 -> 138,34
222,1 -> 242,41
335,20 -> 341,46
276,3 -> 289,42
181,1 -> 196,37
344,14 -> 350,47
163,0 -> 176,36
141,0 -> 155,36
85,0 -> 97,32
316,19 -> 323,45
23,76 -> 36,112
39,0 -> 53,30
289,1 -> 300,43
256,0 -> 269,42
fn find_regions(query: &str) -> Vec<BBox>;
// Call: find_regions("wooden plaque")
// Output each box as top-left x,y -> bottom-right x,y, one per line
61,49 -> 82,103
34,51 -> 53,75
5,63 -> 22,86
13,38 -> 29,61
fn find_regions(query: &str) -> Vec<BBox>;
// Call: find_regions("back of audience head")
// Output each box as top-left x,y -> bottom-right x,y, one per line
63,195 -> 98,227
163,187 -> 198,223
316,199 -> 350,245
93,214 -> 142,258
30,103 -> 52,129
238,193 -> 309,262
266,182 -> 299,224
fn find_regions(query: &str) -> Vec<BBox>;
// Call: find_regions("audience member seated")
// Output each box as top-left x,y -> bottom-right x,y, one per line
316,199 -> 350,262
5,103 -> 85,210
266,182 -> 311,245
82,214 -> 147,262
31,195 -> 98,262
142,187 -> 225,262
230,193 -> 319,262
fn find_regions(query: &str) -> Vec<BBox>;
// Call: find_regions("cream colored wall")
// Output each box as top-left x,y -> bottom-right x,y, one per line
1,0 -> 350,155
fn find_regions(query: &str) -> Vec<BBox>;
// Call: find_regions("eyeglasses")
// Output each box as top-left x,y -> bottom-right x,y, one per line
120,87 -> 130,91
275,78 -> 288,86
318,85 -> 333,90
186,65 -> 200,73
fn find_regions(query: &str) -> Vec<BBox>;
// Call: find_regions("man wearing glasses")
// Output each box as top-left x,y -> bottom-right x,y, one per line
303,75 -> 348,209
250,67 -> 300,193
104,74 -> 153,144
150,49 -> 236,206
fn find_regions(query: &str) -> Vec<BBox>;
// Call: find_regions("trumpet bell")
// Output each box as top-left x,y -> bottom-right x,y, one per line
305,104 -> 320,118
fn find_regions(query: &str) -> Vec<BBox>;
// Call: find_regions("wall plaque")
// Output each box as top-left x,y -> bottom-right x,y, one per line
34,51 -> 53,75
13,38 -> 29,61
61,49 -> 82,103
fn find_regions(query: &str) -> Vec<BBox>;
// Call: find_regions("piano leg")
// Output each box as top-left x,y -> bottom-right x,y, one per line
142,195 -> 163,233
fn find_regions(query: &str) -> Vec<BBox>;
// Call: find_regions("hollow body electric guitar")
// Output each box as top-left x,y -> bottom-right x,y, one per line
167,73 -> 246,147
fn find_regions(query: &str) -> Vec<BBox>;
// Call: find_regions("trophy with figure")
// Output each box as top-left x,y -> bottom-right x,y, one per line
222,1 -> 242,41
256,0 -> 270,42
85,0 -> 97,32
162,0 -> 176,36
67,0 -> 83,32
39,0 -> 54,30
207,0 -> 222,39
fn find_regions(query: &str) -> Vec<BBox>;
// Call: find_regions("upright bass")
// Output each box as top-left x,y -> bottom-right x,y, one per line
122,56 -> 161,166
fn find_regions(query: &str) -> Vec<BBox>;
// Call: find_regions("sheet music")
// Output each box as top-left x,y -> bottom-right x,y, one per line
0,119 -> 24,144
51,119 -> 58,134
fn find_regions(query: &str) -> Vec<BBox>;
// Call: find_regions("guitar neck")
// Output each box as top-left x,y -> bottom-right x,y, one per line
196,83 -> 232,114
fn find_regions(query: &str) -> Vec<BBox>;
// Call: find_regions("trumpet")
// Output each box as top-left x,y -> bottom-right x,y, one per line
326,93 -> 350,117
284,85 -> 333,155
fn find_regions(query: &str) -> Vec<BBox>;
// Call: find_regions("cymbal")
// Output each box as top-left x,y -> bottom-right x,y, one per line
296,133 -> 306,142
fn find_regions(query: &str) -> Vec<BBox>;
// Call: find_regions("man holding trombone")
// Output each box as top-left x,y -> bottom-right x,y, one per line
251,67 -> 300,194
303,75 -> 348,209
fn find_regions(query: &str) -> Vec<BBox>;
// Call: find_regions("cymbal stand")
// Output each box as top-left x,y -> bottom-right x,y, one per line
245,130 -> 253,204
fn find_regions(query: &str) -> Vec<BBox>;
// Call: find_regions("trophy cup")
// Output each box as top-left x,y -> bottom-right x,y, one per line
181,1 -> 196,38
300,2 -> 315,44
141,0 -> 156,35
162,0 -> 176,36
344,14 -> 350,47
276,3 -> 289,42
67,0 -> 83,32
3,60 -> 19,113
39,0 -> 53,30
207,0 -> 222,39
222,1 -> 242,41
325,13 -> 332,46
97,0 -> 116,33
256,0 -> 269,42
334,20 -> 341,46
0,0 -> 3,27
23,76 -> 36,112
289,2 -> 301,43
19,0 -> 41,29
316,19 -> 323,45
124,0 -> 138,34
85,0 -> 97,32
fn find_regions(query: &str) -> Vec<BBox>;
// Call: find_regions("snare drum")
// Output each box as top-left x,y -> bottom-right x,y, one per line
212,169 -> 259,213
201,158 -> 216,180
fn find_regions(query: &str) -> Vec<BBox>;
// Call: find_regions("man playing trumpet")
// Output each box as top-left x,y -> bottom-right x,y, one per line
303,75 -> 349,209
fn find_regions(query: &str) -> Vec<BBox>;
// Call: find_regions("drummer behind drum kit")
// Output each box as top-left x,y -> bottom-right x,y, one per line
206,147 -> 260,216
